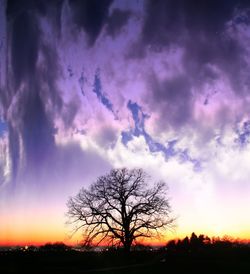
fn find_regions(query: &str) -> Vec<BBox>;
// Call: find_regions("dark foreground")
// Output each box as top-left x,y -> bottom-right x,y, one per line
1,247 -> 250,274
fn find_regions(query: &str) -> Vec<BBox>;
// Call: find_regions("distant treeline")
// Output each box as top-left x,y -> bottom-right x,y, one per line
165,233 -> 250,254
2,242 -> 72,253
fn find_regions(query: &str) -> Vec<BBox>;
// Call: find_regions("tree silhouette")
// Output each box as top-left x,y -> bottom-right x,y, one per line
67,168 -> 174,252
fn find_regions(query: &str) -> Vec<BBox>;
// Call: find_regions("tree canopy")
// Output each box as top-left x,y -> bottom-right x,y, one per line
67,168 -> 174,252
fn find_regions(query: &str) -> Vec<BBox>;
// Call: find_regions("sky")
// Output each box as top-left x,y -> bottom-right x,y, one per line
1,0 -> 250,246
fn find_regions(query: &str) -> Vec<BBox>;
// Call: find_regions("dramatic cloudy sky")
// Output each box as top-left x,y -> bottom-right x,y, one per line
1,0 -> 250,245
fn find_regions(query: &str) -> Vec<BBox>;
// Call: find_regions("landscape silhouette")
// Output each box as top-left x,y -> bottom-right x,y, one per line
1,0 -> 250,273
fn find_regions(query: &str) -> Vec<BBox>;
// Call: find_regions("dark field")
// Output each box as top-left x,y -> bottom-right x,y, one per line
1,247 -> 250,274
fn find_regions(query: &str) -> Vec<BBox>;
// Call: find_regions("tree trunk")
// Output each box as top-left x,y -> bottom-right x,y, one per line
124,241 -> 131,253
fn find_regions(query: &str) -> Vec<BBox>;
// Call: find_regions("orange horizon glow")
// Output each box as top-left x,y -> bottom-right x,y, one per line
1,193 -> 250,248
1,231 -> 250,247
1,203 -> 250,247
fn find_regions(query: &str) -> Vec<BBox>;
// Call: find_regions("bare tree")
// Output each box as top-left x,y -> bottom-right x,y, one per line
67,168 -> 174,252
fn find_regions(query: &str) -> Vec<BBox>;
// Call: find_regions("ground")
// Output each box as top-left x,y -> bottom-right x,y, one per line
1,248 -> 250,273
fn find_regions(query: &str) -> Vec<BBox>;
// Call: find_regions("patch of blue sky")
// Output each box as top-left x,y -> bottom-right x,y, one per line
0,119 -> 8,137
122,100 -> 201,171
93,69 -> 115,116
121,130 -> 133,145
235,120 -> 250,146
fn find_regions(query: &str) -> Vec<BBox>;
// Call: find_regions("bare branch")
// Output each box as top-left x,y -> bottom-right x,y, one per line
66,168 -> 175,252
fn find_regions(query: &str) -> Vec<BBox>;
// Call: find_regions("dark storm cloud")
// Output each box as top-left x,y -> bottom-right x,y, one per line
10,11 -> 39,90
5,0 -> 64,184
182,24 -> 246,94
129,0 -> 250,129
142,0 -> 250,46
39,43 -> 63,112
7,0 -> 64,38
7,0 -> 63,20
7,3 -> 41,182
5,0 -> 100,189
148,74 -> 193,127
141,0 -> 250,87
5,0 -> 64,109
69,0 -> 113,46
106,8 -> 131,38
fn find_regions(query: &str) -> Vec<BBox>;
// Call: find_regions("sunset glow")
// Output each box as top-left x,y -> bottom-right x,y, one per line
1,0 -> 250,247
